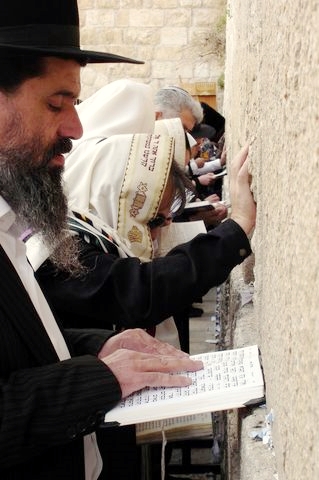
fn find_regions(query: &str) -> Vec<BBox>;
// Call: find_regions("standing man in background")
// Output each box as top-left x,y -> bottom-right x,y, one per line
155,85 -> 204,131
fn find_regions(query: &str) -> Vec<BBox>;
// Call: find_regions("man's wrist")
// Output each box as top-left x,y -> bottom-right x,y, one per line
230,213 -> 254,236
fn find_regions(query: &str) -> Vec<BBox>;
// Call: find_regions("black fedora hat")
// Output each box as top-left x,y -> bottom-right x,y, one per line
0,0 -> 143,64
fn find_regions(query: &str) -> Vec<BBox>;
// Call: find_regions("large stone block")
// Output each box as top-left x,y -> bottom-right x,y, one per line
153,0 -> 178,7
192,8 -> 223,27
129,9 -> 164,27
78,0 -> 95,10
86,8 -> 114,26
95,0 -> 119,8
115,10 -> 129,27
121,0 -> 147,7
81,28 -> 123,45
79,1 -> 225,111
180,0 -> 201,6
163,9 -> 191,27
152,61 -> 177,78
124,28 -> 161,46
155,45 -> 185,61
160,27 -> 188,45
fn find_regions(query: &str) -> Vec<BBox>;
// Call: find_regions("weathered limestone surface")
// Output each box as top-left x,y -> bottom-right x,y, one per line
77,2 -> 319,478
224,1 -> 319,479
78,0 -> 226,99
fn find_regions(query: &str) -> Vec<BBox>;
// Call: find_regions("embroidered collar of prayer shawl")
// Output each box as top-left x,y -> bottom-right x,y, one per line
154,117 -> 187,167
64,133 -> 175,262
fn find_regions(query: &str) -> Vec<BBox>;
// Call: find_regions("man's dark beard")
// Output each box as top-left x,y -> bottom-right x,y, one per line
0,138 -> 84,276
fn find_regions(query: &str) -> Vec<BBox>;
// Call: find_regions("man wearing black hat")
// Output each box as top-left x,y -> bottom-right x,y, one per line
0,1 -> 206,478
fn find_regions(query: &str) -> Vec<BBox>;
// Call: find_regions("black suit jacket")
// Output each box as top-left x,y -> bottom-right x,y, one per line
36,219 -> 252,331
0,246 -> 121,479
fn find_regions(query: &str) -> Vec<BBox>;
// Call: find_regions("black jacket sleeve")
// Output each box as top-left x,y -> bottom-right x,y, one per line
36,219 -> 251,330
64,327 -> 117,356
0,246 -> 122,472
0,326 -> 121,468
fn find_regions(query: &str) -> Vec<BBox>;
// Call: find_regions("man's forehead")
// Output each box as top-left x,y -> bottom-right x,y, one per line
41,57 -> 82,98
179,108 -> 196,130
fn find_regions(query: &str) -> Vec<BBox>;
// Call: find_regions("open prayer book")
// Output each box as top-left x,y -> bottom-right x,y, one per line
183,200 -> 215,215
104,345 -> 264,427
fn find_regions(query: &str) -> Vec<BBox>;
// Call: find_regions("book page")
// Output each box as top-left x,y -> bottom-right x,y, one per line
157,220 -> 206,256
214,169 -> 227,178
118,346 -> 261,407
104,345 -> 264,425
136,412 -> 213,444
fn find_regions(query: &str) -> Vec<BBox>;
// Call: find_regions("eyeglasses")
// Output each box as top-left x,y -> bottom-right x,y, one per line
147,214 -> 173,230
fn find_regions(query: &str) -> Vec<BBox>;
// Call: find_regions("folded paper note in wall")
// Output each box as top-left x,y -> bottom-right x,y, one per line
104,345 -> 265,427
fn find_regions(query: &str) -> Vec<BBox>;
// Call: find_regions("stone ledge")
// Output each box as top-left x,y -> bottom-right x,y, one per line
221,266 -> 278,479
240,406 -> 277,480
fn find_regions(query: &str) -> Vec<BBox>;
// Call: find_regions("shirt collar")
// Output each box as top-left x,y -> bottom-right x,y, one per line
0,196 -> 16,233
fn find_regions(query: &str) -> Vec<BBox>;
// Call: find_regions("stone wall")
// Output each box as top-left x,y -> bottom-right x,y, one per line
77,1 -> 319,477
223,1 -> 319,479
78,0 -> 226,102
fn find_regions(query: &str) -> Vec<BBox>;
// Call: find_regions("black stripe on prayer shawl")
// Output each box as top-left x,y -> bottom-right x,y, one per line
68,214 -> 120,256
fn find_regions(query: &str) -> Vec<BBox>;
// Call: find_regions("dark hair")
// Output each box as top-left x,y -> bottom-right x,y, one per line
184,131 -> 191,152
170,159 -> 195,216
0,53 -> 86,93
200,102 -> 225,142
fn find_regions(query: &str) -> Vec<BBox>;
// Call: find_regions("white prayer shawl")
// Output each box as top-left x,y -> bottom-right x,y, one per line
65,133 -> 174,262
72,78 -> 155,148
153,117 -> 187,166
64,88 -> 187,262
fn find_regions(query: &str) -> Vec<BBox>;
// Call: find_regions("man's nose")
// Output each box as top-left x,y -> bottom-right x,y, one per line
164,216 -> 173,227
58,107 -> 83,140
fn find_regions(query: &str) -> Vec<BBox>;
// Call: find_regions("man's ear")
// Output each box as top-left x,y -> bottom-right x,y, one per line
155,111 -> 163,120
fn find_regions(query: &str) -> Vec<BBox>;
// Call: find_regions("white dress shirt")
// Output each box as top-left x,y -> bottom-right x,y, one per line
0,195 -> 102,480
189,157 -> 222,175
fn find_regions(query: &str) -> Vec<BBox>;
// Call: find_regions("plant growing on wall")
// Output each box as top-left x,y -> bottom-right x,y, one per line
184,11 -> 226,64
217,72 -> 225,90
202,13 -> 226,61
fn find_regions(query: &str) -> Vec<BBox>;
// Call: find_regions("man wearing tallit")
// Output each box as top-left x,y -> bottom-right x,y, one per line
27,79 -> 254,338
